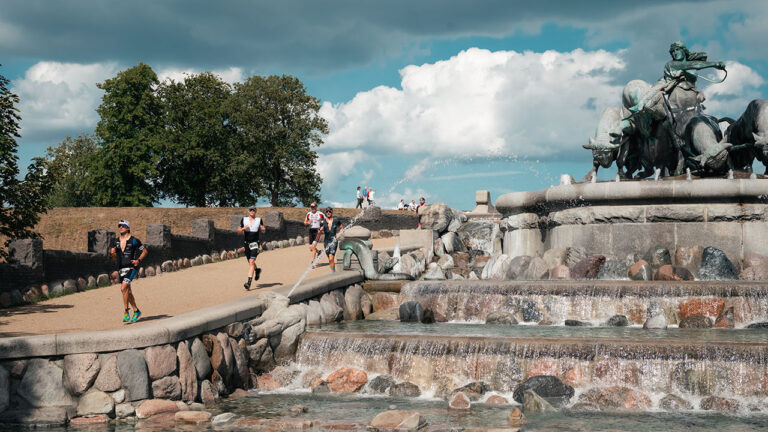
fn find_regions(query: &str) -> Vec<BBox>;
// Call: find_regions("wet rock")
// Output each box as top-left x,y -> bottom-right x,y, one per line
698,246 -> 738,280
549,265 -> 570,279
481,395 -> 508,406
678,314 -> 712,328
399,301 -> 424,322
76,390 -> 114,417
454,382 -> 490,401
481,254 -> 513,280
507,407 -> 525,426
441,232 -> 465,254
714,306 -> 734,328
542,248 -> 567,270
420,203 -> 453,233
152,376 -> 182,400
421,309 -> 435,324
596,386 -> 652,410
247,339 -> 275,373
523,256 -> 549,279
747,322 -> 768,328
176,341 -> 198,402
513,376 -> 574,405
571,255 -> 605,279
606,314 -> 629,327
0,407 -> 68,427
507,255 -> 532,280
145,345 -> 177,380
325,367 -> 368,393
369,410 -> 422,429
660,394 -> 694,411
489,360 -> 522,393
63,353 -> 100,395
597,258 -> 628,280
319,292 -> 344,323
311,381 -> 331,393
700,396 -> 740,412
741,252 -> 768,280
17,359 -> 76,407
424,264 -> 447,280
94,354 -> 121,392
643,302 -> 667,329
110,388 -> 125,404
190,338 -> 212,380
678,298 -> 724,321
564,246 -> 586,268
564,319 -> 591,327
366,307 -> 400,321
118,349 -> 151,402
486,311 -> 518,325
654,264 -> 680,281
344,284 -> 366,320
628,260 -> 651,280
522,390 -> 556,414
448,392 -> 471,410
200,380 -> 219,404
366,375 -> 396,394
675,246 -> 703,272
226,322 -> 244,338
389,382 -> 421,397
457,220 -> 501,255
230,337 -> 250,389
136,399 -> 179,419
175,410 -> 212,424
646,245 -> 672,269
519,299 -> 542,322
211,412 -> 238,425
70,415 -> 109,425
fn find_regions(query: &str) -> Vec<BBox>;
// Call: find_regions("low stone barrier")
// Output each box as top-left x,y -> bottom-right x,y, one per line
0,271 -> 367,427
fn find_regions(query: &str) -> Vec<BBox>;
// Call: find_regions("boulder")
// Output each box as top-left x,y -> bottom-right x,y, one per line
344,284 -> 366,321
247,339 -> 275,373
423,264 -> 446,280
448,392 -> 471,410
200,380 -> 219,404
565,246 -> 586,268
486,311 -> 518,325
230,337 -> 250,388
571,255 -> 606,279
628,260 -> 652,280
110,389 -> 125,404
522,390 -> 556,414
513,375 -> 574,405
457,220 -> 501,255
87,275 -> 97,287
606,315 -> 629,327
175,410 -> 213,424
366,375 -> 395,394
17,359 -> 76,408
518,298 -> 542,322
643,302 -> 667,329
63,353 -> 100,395
161,260 -> 174,273
211,412 -> 238,425
714,306 -> 734,328
389,382 -> 421,397
399,301 -> 424,323
145,266 -> 156,277
419,203 -> 453,233
117,349 -> 151,402
369,410 -> 420,429
145,345 -> 177,380
660,394 -> 694,411
597,259 -> 628,280
507,407 -> 526,426
700,396 -> 740,412
437,254 -> 455,270
542,248 -> 567,270
453,382 -> 489,401
596,386 -> 652,410
152,376 -> 182,400
480,254 -> 513,280
325,367 -> 367,393
76,277 -> 87,291
549,265 -> 570,279
674,246 -> 703,272
646,245 -> 672,269
523,256 -> 549,279
135,399 -> 179,419
378,251 -> 397,273
678,314 -> 712,329
565,319 -> 591,327
678,298 -> 724,321
190,338 -> 212,380
94,354 -> 121,392
508,255 -> 533,279
485,395 -> 509,405
76,390 -> 114,417
441,232 -> 465,254
697,247 -> 738,280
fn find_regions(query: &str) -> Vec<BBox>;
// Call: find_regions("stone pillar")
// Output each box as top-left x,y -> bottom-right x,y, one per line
8,239 -> 44,269
145,224 -> 172,248
230,215 -> 243,231
192,219 -> 215,242
88,229 -> 115,255
263,211 -> 285,231
466,190 -> 502,219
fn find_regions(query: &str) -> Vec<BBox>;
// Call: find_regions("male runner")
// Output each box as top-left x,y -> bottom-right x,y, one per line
110,220 -> 148,323
238,206 -> 266,290
304,202 -> 325,266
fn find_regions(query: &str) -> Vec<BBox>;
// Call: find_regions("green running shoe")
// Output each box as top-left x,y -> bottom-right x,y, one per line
130,310 -> 142,323
123,311 -> 130,322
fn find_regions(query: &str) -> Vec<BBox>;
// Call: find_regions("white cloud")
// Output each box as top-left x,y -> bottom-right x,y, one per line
157,66 -> 245,84
13,61 -> 120,142
320,48 -> 626,160
703,61 -> 765,117
316,150 -> 368,193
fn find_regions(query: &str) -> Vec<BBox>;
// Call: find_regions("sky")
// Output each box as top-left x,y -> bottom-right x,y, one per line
3,0 -> 768,210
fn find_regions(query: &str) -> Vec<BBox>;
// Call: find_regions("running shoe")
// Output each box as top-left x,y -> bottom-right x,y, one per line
255,268 -> 262,281
243,281 -> 250,290
123,311 -> 130,322
130,310 -> 142,322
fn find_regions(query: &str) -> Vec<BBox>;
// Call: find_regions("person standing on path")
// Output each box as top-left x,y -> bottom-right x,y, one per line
304,202 -> 325,266
369,189 -> 376,206
317,207 -> 344,273
417,197 -> 428,228
110,220 -> 148,323
355,186 -> 363,209
238,206 -> 266,290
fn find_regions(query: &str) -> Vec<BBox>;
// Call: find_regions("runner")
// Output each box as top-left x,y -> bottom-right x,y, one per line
304,202 -> 325,266
317,207 -> 344,273
238,206 -> 266,290
110,220 -> 148,323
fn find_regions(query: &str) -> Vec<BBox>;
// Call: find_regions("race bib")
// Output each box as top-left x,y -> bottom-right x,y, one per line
248,241 -> 259,250
119,268 -> 131,277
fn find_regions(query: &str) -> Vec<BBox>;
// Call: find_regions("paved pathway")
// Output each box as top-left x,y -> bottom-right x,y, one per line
0,238 -> 399,337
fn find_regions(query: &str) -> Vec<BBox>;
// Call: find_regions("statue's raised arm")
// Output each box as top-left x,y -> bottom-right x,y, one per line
663,41 -> 725,88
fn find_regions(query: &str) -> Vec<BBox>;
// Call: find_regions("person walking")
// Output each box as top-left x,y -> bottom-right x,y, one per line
304,202 -> 325,266
110,220 -> 147,323
238,206 -> 266,290
317,207 -> 344,273
355,186 -> 363,209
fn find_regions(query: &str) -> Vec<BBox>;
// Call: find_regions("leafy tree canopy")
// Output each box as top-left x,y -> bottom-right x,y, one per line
44,134 -> 99,207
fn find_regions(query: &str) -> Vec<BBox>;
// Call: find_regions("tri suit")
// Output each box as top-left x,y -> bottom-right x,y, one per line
115,236 -> 145,284
240,216 -> 262,260
306,211 -> 325,244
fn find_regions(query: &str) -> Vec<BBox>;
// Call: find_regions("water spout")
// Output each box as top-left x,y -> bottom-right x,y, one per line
653,167 -> 661,181
750,172 -> 757,180
686,168 -> 692,181
590,174 -> 597,184
728,169 -> 734,180
614,174 -> 620,183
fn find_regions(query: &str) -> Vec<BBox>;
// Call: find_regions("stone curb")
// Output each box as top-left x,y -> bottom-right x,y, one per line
496,178 -> 768,214
0,271 -> 363,359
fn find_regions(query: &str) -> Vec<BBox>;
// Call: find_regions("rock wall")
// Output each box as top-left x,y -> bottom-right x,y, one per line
0,276 -> 371,427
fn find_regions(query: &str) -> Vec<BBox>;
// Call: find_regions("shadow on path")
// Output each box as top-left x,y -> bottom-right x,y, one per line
126,314 -> 170,325
0,303 -> 73,322
255,282 -> 281,289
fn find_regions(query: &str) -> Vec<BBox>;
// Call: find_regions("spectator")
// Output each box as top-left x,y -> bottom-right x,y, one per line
397,199 -> 406,210
417,197 -> 428,228
355,186 -> 363,209
363,186 -> 369,208
408,199 -> 417,211
369,189 -> 376,205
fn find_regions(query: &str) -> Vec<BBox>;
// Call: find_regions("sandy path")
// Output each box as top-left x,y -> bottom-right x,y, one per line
0,238 -> 399,337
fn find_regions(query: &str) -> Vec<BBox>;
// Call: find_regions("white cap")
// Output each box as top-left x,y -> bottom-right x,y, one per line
119,219 -> 130,227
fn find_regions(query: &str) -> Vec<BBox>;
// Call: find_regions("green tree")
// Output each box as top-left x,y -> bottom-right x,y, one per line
227,75 -> 328,206
44,134 -> 99,207
89,63 -> 162,206
157,72 -> 243,206
0,67 -> 49,258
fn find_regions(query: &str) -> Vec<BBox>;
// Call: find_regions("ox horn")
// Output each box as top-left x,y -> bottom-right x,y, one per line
583,137 -> 596,150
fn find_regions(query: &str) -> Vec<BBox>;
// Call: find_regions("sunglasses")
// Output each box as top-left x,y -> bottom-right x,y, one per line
118,224 -> 128,228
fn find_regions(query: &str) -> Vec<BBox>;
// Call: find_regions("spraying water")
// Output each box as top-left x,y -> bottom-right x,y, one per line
614,174 -> 620,183
750,172 -> 757,180
590,173 -> 597,184
728,169 -> 734,180
286,205 -> 377,297
653,167 -> 661,181
686,168 -> 692,181
559,174 -> 572,185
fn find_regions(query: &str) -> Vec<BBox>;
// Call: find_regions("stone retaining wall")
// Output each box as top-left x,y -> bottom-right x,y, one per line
0,272 -> 367,427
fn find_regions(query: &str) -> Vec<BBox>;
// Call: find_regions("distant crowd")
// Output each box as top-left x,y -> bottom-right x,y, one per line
396,197 -> 427,212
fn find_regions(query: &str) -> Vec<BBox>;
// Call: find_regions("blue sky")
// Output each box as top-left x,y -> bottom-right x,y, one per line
3,0 -> 768,209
